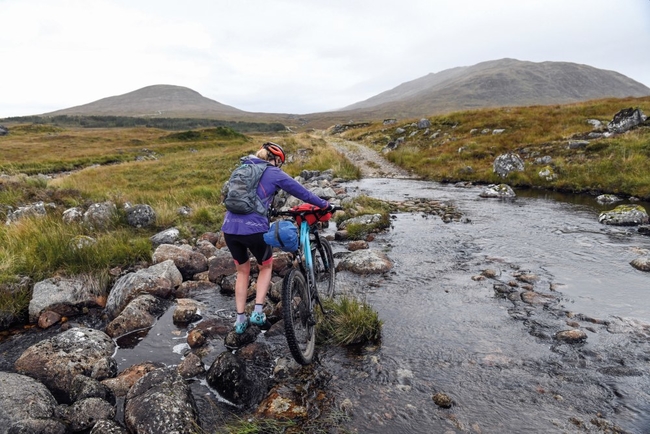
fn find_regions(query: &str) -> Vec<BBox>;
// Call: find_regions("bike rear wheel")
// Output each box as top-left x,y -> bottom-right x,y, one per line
313,237 -> 336,298
282,268 -> 315,365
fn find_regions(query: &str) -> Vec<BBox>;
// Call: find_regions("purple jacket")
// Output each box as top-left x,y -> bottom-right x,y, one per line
221,156 -> 329,235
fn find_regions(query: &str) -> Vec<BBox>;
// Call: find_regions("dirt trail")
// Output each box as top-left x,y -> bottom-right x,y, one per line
320,134 -> 415,179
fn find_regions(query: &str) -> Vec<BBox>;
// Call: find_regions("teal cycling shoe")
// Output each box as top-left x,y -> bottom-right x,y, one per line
234,319 -> 249,334
250,311 -> 266,326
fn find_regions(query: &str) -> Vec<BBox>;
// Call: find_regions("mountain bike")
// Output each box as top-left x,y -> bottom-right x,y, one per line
272,204 -> 342,365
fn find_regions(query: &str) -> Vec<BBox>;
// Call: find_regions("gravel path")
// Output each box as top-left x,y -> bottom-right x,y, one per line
322,135 -> 415,179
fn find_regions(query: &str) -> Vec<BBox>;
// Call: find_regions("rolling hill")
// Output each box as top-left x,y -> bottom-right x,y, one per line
38,59 -> 650,129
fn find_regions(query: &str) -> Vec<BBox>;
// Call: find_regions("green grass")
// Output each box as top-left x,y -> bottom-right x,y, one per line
317,295 -> 383,345
341,96 -> 650,198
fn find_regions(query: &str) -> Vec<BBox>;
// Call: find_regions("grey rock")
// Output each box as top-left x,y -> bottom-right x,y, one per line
14,327 -> 117,402
150,227 -> 180,246
105,294 -> 167,338
493,153 -> 524,178
126,204 -> 156,228
599,205 -> 649,226
607,107 -> 647,133
29,275 -> 107,323
125,368 -> 199,434
152,244 -> 208,280
335,249 -> 394,274
83,202 -> 117,230
0,372 -> 63,431
479,184 -> 516,199
105,259 -> 182,319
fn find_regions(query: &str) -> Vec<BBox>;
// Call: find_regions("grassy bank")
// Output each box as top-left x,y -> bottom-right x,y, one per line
0,127 -> 360,327
337,96 -> 650,199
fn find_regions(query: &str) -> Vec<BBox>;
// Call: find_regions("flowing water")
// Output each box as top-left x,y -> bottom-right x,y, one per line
320,179 -> 650,434
3,178 -> 650,433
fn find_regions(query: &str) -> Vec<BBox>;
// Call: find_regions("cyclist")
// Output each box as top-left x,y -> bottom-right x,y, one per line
221,142 -> 333,334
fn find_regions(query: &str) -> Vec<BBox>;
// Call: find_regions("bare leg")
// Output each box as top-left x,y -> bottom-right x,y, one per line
255,259 -> 274,306
235,260 -> 251,314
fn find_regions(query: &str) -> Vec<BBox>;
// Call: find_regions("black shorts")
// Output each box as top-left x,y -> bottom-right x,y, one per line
223,232 -> 273,266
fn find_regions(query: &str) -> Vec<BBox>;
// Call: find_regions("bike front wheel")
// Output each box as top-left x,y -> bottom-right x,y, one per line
282,268 -> 315,365
313,237 -> 336,298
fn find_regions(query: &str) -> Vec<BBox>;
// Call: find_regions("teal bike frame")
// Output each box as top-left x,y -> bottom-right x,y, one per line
299,220 -> 316,292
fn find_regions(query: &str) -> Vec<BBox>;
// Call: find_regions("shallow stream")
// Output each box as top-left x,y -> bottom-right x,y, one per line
323,179 -> 650,433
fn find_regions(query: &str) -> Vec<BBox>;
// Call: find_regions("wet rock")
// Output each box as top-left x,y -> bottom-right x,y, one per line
70,374 -> 115,403
29,275 -> 107,323
177,352 -> 205,379
598,204 -> 649,226
347,240 -> 369,251
173,298 -> 204,325
481,269 -> 500,278
630,257 -> 650,272
150,227 -> 180,246
479,184 -> 516,198
206,350 -> 273,408
0,372 -> 65,432
152,244 -> 208,280
493,153 -> 524,178
125,368 -> 199,434
638,225 -> 650,236
83,201 -> 117,230
105,294 -> 167,338
596,194 -> 622,205
59,397 -> 115,432
335,249 -> 394,274
90,419 -> 128,433
125,203 -> 156,228
38,310 -> 62,329
105,259 -> 182,319
223,324 -> 261,349
432,392 -> 454,408
555,329 -> 587,343
187,317 -> 232,348
14,327 -> 117,402
101,362 -> 165,398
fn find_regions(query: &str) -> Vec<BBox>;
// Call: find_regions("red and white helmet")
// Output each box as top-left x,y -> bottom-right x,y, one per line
262,142 -> 286,164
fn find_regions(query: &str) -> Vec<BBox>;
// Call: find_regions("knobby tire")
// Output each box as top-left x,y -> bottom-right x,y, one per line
282,268 -> 315,365
312,237 -> 336,298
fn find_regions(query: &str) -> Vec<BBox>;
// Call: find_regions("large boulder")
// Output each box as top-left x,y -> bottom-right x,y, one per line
607,107 -> 647,134
124,368 -> 199,434
335,249 -> 394,274
493,153 -> 524,178
14,327 -> 117,402
0,372 -> 66,433
105,259 -> 182,319
598,205 -> 649,226
29,275 -> 107,323
105,294 -> 168,338
479,184 -> 516,199
206,350 -> 273,408
152,244 -> 208,280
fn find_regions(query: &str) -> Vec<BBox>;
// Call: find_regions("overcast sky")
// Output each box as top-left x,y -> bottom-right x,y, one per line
1,0 -> 649,118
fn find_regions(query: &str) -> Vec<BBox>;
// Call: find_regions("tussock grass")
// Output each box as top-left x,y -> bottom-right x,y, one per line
317,296 -> 382,345
0,216 -> 152,282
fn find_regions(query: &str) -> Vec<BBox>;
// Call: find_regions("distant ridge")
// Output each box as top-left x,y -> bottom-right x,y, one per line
338,58 -> 650,119
36,59 -> 650,128
44,84 -> 247,119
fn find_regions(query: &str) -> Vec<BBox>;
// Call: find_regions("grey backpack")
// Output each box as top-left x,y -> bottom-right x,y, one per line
223,161 -> 269,215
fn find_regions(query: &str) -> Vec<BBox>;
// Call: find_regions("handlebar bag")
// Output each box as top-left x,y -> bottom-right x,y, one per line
264,220 -> 299,252
291,204 -> 332,226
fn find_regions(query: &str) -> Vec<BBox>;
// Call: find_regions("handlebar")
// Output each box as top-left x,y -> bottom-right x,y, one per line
271,205 -> 343,218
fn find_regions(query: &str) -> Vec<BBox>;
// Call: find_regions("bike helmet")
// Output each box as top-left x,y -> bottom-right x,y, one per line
262,142 -> 286,165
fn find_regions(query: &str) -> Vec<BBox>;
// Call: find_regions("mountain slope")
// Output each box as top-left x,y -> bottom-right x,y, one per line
339,59 -> 650,118
44,84 -> 246,118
